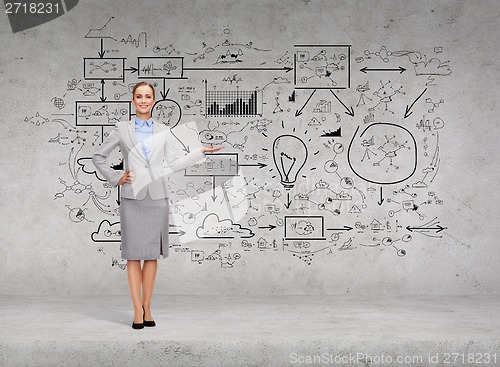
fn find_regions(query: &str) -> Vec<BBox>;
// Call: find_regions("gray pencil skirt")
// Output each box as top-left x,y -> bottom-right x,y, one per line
120,192 -> 169,260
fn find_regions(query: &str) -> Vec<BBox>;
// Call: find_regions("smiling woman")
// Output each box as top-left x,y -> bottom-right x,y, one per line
92,81 -> 223,329
132,82 -> 155,118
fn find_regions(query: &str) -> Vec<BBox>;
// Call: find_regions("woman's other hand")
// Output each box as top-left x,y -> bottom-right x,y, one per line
118,169 -> 134,185
200,145 -> 224,153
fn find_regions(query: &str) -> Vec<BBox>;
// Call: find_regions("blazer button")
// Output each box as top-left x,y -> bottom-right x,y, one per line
145,164 -> 149,168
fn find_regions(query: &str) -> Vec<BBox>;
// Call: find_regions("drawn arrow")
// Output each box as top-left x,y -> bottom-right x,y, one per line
377,186 -> 384,205
98,39 -> 105,58
160,79 -> 170,100
169,128 -> 190,153
100,80 -> 107,101
295,89 -> 316,116
239,163 -> 267,169
184,66 -> 293,73
258,225 -> 277,231
211,175 -> 217,202
284,192 -> 292,209
169,229 -> 186,236
406,225 -> 446,233
124,66 -> 138,74
326,226 -> 353,231
360,66 -> 406,74
116,185 -> 120,205
404,88 -> 427,119
330,90 -> 354,117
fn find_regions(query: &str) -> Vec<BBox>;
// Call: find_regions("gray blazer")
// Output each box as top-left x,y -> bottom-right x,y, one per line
92,119 -> 206,200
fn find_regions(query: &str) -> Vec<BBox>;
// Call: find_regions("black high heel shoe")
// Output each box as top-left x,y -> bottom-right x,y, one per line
132,310 -> 144,329
142,306 -> 156,327
132,320 -> 144,329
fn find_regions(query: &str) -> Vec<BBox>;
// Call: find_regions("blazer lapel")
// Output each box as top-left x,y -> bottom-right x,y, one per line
127,119 -> 148,163
127,119 -> 139,146
148,119 -> 164,160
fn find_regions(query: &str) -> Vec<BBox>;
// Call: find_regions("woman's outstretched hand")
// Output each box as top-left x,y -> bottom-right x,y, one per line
118,169 -> 134,185
200,145 -> 224,153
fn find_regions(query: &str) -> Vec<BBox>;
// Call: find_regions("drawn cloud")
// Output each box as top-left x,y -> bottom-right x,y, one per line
77,157 -> 106,181
336,191 -> 352,200
315,179 -> 329,188
272,77 -> 291,84
412,180 -> 428,188
294,193 -> 309,200
196,213 -> 254,239
91,220 -> 121,242
199,130 -> 227,145
414,58 -> 452,76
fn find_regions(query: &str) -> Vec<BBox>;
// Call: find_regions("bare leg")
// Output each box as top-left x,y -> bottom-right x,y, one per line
142,259 -> 157,321
127,260 -> 143,323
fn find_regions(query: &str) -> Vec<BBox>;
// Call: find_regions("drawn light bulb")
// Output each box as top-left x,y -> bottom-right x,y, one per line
272,134 -> 308,189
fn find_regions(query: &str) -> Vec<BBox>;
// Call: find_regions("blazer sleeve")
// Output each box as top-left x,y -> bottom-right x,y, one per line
163,128 -> 207,176
92,125 -> 122,187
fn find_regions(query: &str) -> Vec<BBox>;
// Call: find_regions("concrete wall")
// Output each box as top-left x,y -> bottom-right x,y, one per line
1,0 -> 499,295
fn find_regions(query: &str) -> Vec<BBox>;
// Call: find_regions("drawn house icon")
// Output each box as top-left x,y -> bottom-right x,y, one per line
370,219 -> 382,231
257,237 -> 267,248
204,157 -> 215,170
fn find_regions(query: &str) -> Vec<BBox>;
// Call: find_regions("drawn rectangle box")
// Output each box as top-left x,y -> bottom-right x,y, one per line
137,57 -> 185,79
191,250 -> 204,262
83,58 -> 125,80
293,45 -> 351,89
284,215 -> 325,240
185,153 -> 239,176
75,101 -> 131,126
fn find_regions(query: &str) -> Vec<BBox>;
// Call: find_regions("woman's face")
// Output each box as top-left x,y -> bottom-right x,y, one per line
132,85 -> 155,116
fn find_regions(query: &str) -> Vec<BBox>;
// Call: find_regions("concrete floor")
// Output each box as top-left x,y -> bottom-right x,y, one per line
0,294 -> 499,366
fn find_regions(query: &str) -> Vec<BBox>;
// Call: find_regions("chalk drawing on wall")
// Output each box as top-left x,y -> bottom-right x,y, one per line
29,18 -> 453,269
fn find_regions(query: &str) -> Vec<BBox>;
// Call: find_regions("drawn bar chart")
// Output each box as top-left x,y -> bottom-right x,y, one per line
206,89 -> 262,116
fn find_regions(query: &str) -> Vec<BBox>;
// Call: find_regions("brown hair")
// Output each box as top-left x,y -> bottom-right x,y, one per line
132,81 -> 155,99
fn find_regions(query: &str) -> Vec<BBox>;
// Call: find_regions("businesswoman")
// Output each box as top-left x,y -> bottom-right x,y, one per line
93,82 -> 222,329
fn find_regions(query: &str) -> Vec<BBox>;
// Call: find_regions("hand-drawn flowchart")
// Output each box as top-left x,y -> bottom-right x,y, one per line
29,20 -> 451,268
